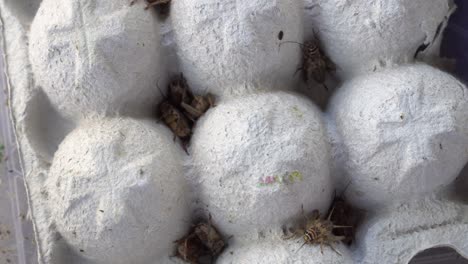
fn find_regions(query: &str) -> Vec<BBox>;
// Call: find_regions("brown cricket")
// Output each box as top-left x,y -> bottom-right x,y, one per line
280,36 -> 336,90
157,73 -> 215,153
168,73 -> 215,121
283,206 -> 352,255
158,101 -> 191,147
174,233 -> 206,264
327,185 -> 362,245
174,215 -> 227,264
168,73 -> 193,107
193,219 -> 226,256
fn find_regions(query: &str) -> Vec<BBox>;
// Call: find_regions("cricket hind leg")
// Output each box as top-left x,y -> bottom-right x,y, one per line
181,102 -> 203,119
330,235 -> 346,242
182,238 -> 189,261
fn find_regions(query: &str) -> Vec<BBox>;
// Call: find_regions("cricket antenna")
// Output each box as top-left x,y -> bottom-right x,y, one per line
340,180 -> 353,198
296,241 -> 308,253
156,78 -> 167,98
278,40 -> 305,51
322,83 -> 329,91
327,205 -> 336,221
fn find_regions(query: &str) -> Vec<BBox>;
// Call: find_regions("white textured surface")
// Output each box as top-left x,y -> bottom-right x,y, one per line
0,0 -> 467,263
305,0 -> 452,79
45,118 -> 189,264
328,64 -> 468,208
355,195 -> 468,264
217,238 -> 353,264
171,0 -> 303,97
29,0 -> 164,120
189,91 -> 332,239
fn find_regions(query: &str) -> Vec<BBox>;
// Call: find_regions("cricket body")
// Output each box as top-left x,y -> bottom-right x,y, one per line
173,214 -> 226,263
174,233 -> 205,264
301,40 -> 335,84
284,206 -> 351,255
280,37 -> 336,90
169,73 -> 193,107
158,101 -> 191,140
194,221 -> 225,255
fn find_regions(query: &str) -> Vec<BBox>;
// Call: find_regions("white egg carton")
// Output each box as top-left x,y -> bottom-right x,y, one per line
1,0 -> 468,263
0,39 -> 37,264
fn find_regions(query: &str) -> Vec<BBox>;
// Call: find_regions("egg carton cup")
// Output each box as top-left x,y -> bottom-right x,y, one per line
1,0 -> 468,263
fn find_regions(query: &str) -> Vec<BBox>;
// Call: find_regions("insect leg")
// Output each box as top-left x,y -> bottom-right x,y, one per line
293,67 -> 303,77
181,140 -> 190,155
295,241 -> 308,253
278,41 -> 306,50
185,113 -> 197,123
310,210 -> 320,220
322,83 -> 329,91
328,243 -> 342,256
183,238 -> 189,261
327,205 -> 336,221
206,94 -> 216,107
340,181 -> 352,197
332,225 -> 353,229
325,56 -> 337,72
174,116 -> 185,141
282,233 -> 295,240
330,235 -> 346,242
156,78 -> 167,98
181,102 -> 203,119
207,213 -> 214,244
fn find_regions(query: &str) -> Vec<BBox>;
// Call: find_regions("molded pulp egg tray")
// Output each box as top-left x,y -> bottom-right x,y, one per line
1,0 -> 468,263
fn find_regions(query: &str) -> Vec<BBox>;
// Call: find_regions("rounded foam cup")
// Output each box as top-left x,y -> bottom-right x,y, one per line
46,118 -> 189,264
29,0 -> 163,120
171,0 -> 303,97
305,0 -> 452,79
329,64 -> 468,208
189,91 -> 333,239
217,239 -> 353,264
